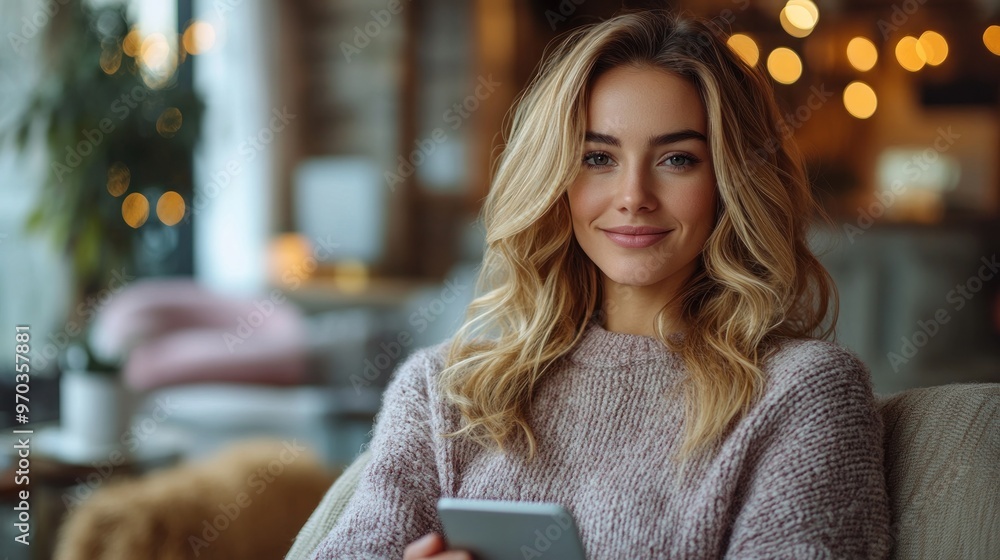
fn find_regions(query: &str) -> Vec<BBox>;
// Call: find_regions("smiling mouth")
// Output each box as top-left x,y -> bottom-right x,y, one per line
600,228 -> 672,249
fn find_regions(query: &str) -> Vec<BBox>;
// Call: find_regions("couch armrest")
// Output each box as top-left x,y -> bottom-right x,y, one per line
879,382 -> 1000,559
285,449 -> 373,559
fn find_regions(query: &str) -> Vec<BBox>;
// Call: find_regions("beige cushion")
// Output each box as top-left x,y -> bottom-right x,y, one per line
285,446 -> 372,560
878,382 -> 1000,559
287,383 -> 1000,559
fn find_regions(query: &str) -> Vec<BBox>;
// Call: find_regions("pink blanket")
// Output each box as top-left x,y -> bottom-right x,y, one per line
90,279 -> 309,391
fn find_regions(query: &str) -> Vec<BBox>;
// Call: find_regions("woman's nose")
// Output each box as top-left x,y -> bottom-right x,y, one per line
615,166 -> 658,213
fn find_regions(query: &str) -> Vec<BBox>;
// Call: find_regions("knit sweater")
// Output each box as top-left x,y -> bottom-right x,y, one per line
311,321 -> 892,559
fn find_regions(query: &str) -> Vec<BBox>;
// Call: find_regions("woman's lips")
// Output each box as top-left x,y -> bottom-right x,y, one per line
601,227 -> 671,248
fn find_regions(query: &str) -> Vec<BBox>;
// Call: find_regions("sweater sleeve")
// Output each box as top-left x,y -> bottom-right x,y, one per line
724,343 -> 893,560
311,347 -> 445,560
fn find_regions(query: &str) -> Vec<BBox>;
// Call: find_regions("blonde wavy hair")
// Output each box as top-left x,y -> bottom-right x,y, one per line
438,10 -> 837,464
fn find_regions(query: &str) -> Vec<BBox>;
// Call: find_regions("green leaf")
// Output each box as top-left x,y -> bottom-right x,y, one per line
23,206 -> 46,233
76,215 -> 101,276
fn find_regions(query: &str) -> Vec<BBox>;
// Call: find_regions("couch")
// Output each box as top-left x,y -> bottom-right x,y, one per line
286,383 -> 1000,560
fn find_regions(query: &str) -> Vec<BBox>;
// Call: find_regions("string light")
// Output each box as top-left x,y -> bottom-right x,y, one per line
846,37 -> 877,71
156,107 -> 183,138
780,0 -> 819,38
107,163 -> 130,197
122,193 -> 149,228
156,192 -> 186,226
919,31 -> 948,66
122,28 -> 142,57
139,33 -> 170,70
767,47 -> 803,84
895,36 -> 926,72
182,21 -> 216,55
843,81 -> 877,119
727,34 -> 760,67
983,25 -> 1000,56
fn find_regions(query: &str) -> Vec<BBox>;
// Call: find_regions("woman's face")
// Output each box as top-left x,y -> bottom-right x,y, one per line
567,65 -> 717,294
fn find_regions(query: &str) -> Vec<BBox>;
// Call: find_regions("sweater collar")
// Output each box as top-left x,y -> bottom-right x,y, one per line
565,319 -> 683,367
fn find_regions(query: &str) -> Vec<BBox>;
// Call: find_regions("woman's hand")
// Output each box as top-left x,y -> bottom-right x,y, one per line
403,532 -> 472,560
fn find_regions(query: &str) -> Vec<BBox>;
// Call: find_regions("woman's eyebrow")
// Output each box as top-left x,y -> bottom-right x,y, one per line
648,129 -> 707,146
584,129 -> 707,147
584,131 -> 621,146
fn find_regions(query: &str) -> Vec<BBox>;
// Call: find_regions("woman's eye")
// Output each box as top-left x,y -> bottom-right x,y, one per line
665,154 -> 696,168
583,152 -> 612,167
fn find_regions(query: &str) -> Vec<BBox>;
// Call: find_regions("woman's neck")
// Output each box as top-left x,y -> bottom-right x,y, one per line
599,283 -> 685,337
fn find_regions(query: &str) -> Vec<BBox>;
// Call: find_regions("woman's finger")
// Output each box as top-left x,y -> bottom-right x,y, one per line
403,532 -> 444,559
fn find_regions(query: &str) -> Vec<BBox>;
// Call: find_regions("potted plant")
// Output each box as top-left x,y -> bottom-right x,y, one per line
7,0 -> 203,303
4,0 -> 203,454
57,340 -> 130,457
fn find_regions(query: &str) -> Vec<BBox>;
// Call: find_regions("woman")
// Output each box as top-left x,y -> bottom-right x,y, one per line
313,10 -> 892,559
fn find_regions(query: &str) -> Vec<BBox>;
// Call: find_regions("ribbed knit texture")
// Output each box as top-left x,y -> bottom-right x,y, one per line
312,321 -> 892,559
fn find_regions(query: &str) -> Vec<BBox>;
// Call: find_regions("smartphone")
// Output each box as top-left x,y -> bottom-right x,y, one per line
437,497 -> 588,560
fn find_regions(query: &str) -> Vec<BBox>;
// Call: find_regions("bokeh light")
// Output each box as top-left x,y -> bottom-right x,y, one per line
843,81 -> 877,119
727,33 -> 760,67
139,32 -> 170,71
156,191 -> 186,226
846,37 -> 878,71
156,107 -> 183,138
919,31 -> 948,66
983,25 -> 1000,56
268,234 -> 314,287
100,41 -> 122,74
107,162 -> 130,197
779,9 -> 810,38
122,193 -> 150,228
122,28 -> 142,57
767,47 -> 803,84
182,21 -> 216,55
895,36 -> 926,72
780,0 -> 819,38
786,0 -> 818,27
